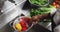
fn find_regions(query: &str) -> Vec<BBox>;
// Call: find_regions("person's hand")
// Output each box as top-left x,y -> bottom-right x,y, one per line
31,14 -> 49,22
31,15 -> 39,22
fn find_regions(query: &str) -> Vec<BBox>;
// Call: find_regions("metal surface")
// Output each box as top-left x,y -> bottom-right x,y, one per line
38,22 -> 52,31
53,7 -> 60,25
54,25 -> 60,32
0,0 -> 54,32
53,7 -> 60,32
0,0 -> 29,32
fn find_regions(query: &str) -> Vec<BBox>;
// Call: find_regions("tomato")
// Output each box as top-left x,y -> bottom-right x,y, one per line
53,5 -> 56,8
56,4 -> 59,8
52,0 -> 60,8
52,2 -> 56,5
52,2 -> 59,8
20,19 -> 26,25
21,25 -> 27,31
20,21 -> 26,25
19,18 -> 28,31
22,27 -> 27,30
22,17 -> 31,22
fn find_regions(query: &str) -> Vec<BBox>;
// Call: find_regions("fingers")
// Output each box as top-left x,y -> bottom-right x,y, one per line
32,15 -> 39,21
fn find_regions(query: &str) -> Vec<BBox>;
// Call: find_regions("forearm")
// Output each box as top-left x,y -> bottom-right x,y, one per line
31,13 -> 50,22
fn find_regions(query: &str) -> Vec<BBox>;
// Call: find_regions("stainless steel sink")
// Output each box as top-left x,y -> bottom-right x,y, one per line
27,24 -> 51,32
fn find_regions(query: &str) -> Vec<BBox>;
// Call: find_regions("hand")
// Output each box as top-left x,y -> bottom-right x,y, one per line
31,14 -> 49,22
31,15 -> 39,22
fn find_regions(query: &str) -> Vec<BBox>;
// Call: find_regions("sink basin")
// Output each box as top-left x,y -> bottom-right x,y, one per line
27,24 -> 51,32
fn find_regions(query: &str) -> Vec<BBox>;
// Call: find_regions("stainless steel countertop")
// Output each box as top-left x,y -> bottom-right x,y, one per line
0,0 -> 30,32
